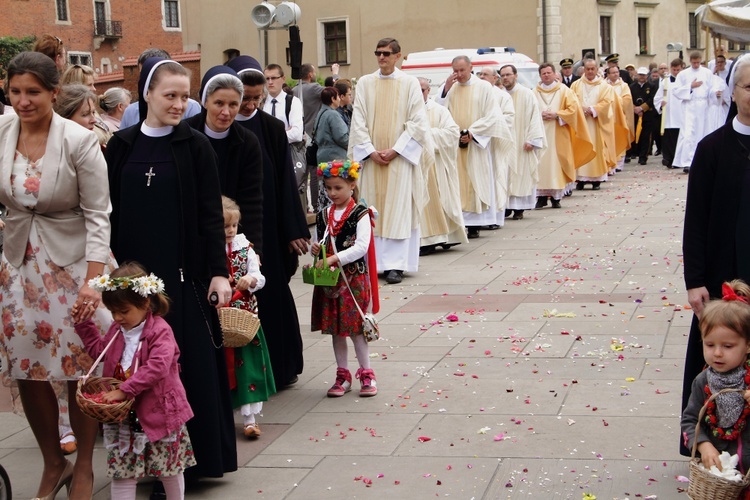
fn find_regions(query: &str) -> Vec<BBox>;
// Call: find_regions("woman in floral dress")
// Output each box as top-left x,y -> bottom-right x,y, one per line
0,52 -> 112,499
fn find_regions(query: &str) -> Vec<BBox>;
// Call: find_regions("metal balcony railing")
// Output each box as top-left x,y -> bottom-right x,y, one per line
94,20 -> 122,38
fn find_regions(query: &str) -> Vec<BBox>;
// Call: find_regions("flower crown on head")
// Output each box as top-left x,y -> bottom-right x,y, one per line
317,160 -> 360,180
88,273 -> 166,298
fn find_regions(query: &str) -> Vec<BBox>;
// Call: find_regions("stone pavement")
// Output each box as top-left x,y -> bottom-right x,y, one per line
1,157 -> 695,499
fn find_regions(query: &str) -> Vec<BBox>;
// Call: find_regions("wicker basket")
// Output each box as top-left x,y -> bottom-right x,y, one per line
219,307 -> 260,348
688,388 -> 750,500
75,376 -> 133,424
302,246 -> 340,286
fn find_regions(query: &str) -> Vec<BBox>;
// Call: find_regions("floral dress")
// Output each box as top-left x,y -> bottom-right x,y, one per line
105,355 -> 196,479
0,152 -> 112,385
226,234 -> 276,407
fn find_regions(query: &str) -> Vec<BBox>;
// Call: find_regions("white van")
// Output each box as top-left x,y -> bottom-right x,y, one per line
401,47 -> 539,96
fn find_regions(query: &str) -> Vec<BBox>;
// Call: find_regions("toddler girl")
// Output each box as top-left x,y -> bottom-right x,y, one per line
682,279 -> 750,472
75,262 -> 195,499
310,160 -> 379,397
222,196 -> 276,438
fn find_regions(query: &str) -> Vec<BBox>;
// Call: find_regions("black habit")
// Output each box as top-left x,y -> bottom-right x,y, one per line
105,122 -> 237,477
681,120 -> 750,455
185,112 -> 265,256
237,111 -> 310,387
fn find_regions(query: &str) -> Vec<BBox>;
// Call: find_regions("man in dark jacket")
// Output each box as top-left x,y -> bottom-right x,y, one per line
560,58 -> 579,87
629,67 -> 657,165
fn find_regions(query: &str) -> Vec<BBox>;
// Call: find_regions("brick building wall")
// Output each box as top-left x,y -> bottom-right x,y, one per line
1,0 -> 200,101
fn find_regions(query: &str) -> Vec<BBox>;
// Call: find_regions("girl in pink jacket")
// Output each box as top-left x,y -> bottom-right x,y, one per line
75,262 -> 195,499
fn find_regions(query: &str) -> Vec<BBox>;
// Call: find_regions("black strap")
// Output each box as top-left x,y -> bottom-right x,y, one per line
285,93 -> 294,123
311,109 -> 329,142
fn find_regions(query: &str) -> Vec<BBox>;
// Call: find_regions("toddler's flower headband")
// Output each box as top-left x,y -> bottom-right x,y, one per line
317,160 -> 360,180
89,273 -> 165,298
722,283 -> 750,305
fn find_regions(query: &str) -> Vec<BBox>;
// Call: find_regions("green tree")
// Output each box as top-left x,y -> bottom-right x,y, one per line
0,36 -> 36,80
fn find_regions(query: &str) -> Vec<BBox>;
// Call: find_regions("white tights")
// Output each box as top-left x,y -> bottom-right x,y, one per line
332,334 -> 370,370
110,474 -> 185,500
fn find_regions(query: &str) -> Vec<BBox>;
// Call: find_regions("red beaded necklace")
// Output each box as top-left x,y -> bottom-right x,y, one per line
327,198 -> 356,237
703,360 -> 750,441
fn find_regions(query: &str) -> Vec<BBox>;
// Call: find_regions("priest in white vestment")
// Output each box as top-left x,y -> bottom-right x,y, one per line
416,78 -> 468,253
436,56 -> 515,239
653,60 -> 685,168
673,52 -> 721,173
571,59 -> 616,189
348,38 -> 433,284
534,63 -> 596,208
499,64 -> 546,219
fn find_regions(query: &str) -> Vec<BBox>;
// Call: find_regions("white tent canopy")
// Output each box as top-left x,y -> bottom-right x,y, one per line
696,0 -> 750,44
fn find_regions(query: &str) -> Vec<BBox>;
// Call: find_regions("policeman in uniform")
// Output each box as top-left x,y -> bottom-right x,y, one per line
560,58 -> 579,87
605,53 -> 633,84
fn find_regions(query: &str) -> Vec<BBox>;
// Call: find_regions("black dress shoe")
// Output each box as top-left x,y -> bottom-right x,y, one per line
385,270 -> 403,284
576,182 -> 585,190
504,209 -> 512,218
484,224 -> 500,230
683,167 -> 690,174
550,199 -> 561,209
591,182 -> 601,190
535,196 -> 548,209
419,245 -> 437,256
624,157 -> 631,163
638,160 -> 647,165
467,227 -> 480,239
512,210 -> 524,220
655,150 -> 662,156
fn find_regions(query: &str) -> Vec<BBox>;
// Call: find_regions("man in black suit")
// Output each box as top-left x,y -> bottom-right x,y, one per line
560,58 -> 579,87
629,67 -> 658,165
605,53 -> 633,85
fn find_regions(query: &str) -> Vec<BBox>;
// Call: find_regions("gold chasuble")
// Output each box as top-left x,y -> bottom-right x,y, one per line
571,77 -> 616,178
442,75 -> 514,214
348,69 -> 433,239
534,82 -> 595,190
420,99 -> 467,246
608,80 -> 634,159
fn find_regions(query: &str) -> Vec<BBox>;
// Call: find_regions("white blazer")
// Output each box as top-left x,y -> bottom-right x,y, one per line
0,112 -> 111,268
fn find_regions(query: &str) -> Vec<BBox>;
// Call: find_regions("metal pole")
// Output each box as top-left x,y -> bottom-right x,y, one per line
542,0 -> 548,62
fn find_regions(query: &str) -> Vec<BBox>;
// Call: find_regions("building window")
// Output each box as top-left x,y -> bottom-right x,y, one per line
600,16 -> 612,55
688,13 -> 699,49
729,41 -> 747,51
56,0 -> 68,21
164,0 -> 180,28
638,17 -> 649,54
323,21 -> 347,65
68,52 -> 93,67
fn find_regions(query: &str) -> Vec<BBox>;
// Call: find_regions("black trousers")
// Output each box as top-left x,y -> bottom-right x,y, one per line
661,128 -> 679,167
633,115 -> 656,163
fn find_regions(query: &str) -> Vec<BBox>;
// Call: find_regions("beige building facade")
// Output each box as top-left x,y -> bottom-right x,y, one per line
182,0 -> 735,83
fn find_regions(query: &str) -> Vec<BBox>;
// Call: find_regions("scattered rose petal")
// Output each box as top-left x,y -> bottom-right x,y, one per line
417,436 -> 431,442
445,314 -> 459,322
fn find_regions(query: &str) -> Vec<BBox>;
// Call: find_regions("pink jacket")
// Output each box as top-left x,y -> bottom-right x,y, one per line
75,313 -> 194,443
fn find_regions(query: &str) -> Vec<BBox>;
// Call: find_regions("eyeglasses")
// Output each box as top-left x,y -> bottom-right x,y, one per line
54,36 -> 63,45
735,84 -> 750,93
374,51 -> 395,57
266,75 -> 283,81
242,95 -> 263,103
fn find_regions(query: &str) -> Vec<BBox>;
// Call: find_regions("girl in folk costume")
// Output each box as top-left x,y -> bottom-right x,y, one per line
222,196 -> 276,439
682,280 -> 750,474
74,262 -> 195,499
310,160 -> 380,397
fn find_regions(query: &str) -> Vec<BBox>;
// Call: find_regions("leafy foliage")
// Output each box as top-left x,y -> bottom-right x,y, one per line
0,36 -> 37,80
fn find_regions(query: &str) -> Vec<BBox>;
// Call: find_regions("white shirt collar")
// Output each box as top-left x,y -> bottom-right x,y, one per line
540,82 -> 559,90
140,123 -> 174,137
230,233 -> 251,252
268,90 -> 286,103
377,67 -> 401,79
203,124 -> 230,139
733,116 -> 750,135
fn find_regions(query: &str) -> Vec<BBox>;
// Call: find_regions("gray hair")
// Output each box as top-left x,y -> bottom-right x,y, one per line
54,84 -> 97,119
452,55 -> 472,67
99,87 -> 131,113
730,53 -> 750,97
202,73 -> 243,105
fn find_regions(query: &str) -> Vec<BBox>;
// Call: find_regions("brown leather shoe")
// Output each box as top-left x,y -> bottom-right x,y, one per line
244,423 -> 261,439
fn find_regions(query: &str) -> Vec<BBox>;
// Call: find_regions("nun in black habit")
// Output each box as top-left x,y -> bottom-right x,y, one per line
681,53 -> 750,455
226,55 -> 310,387
185,65 -> 264,255
105,57 -> 237,477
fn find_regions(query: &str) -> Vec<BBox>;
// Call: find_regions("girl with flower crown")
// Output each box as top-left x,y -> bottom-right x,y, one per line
310,160 -> 380,397
682,279 -> 750,473
74,262 -> 196,499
